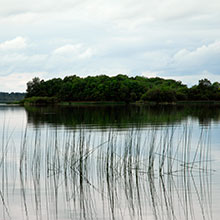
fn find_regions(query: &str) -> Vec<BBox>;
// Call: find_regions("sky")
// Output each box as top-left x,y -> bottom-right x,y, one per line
0,0 -> 220,92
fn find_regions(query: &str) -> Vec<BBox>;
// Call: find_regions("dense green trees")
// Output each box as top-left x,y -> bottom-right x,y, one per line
188,78 -> 220,101
25,75 -> 220,103
141,88 -> 177,102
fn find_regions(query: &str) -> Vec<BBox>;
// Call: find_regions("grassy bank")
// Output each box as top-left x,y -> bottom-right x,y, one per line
20,96 -> 220,106
21,96 -> 58,106
20,96 -> 127,106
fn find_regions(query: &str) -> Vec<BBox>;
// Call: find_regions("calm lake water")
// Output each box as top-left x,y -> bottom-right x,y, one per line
0,104 -> 220,220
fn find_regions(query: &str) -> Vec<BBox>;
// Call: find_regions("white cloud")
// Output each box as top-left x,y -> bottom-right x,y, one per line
0,0 -> 83,16
163,71 -> 220,86
141,71 -> 163,78
53,44 -> 82,55
172,41 -> 220,73
0,0 -> 220,91
1,0 -> 220,29
53,44 -> 95,59
174,41 -> 220,62
0,72 -> 46,92
78,48 -> 94,59
0,37 -> 27,51
0,53 -> 48,72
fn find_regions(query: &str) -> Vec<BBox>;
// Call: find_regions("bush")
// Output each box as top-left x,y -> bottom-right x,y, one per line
141,88 -> 177,102
23,96 -> 58,105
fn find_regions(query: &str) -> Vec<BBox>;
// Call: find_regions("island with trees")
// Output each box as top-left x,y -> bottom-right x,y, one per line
22,74 -> 220,105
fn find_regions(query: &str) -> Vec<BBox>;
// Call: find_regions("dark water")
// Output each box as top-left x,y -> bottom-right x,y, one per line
0,104 -> 220,220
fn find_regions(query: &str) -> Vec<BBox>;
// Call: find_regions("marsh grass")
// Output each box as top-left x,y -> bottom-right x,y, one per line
0,123 -> 214,220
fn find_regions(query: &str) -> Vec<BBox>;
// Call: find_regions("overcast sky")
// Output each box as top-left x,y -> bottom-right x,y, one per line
0,0 -> 220,92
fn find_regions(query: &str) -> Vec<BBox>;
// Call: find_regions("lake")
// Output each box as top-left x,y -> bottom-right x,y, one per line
0,104 -> 220,220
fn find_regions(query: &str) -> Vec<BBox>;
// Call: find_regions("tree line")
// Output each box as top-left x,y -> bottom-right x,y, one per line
0,92 -> 25,103
25,75 -> 220,103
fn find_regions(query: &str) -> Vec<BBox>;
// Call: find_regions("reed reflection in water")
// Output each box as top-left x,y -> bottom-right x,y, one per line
0,122 -> 215,220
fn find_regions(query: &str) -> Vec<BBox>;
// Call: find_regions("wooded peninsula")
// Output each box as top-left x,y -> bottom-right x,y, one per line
23,74 -> 220,104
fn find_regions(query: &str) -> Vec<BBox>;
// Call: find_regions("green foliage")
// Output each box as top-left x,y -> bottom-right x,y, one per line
23,96 -> 57,105
188,78 -> 220,101
25,75 -> 220,103
141,88 -> 177,103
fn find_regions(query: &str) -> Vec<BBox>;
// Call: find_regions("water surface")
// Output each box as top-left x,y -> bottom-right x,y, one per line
0,104 -> 220,220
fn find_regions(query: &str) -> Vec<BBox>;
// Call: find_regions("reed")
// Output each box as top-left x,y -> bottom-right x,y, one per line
0,123 -> 214,220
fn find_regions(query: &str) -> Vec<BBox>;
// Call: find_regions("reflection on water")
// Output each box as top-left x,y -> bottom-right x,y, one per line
0,104 -> 220,220
25,104 -> 220,128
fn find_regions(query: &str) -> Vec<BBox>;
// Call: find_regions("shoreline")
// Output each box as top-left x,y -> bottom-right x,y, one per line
18,99 -> 220,106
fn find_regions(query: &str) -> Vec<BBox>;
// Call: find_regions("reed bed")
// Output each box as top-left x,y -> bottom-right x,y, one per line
0,123 -> 214,220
